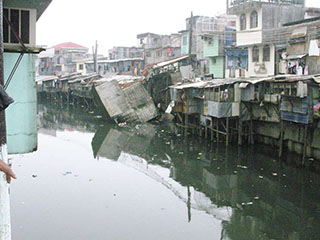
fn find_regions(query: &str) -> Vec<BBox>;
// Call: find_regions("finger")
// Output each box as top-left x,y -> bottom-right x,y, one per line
6,174 -> 11,184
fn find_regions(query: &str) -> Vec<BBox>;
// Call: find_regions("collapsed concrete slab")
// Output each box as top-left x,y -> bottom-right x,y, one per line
94,79 -> 158,123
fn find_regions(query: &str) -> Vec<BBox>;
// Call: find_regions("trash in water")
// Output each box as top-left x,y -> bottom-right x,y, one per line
198,153 -> 202,155
89,179 -> 93,182
234,171 -> 238,174
66,172 -> 72,175
166,142 -> 170,145
237,165 -> 248,169
259,175 -> 264,179
32,175 -> 37,178
254,196 -> 259,200
178,152 -> 184,155
74,174 -> 79,177
241,202 -> 253,206
272,173 -> 278,176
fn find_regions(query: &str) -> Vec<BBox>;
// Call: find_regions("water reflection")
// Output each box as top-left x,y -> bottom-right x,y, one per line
38,103 -> 320,240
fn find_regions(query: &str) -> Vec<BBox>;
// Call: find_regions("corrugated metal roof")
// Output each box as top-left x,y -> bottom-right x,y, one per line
86,58 -> 143,64
152,55 -> 189,69
283,54 -> 307,60
170,78 -> 240,89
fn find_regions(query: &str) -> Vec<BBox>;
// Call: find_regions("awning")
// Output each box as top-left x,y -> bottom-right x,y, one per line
239,83 -> 249,88
284,54 -> 307,60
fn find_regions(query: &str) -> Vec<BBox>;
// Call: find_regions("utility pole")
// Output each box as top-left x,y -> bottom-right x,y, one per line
92,40 -> 98,74
188,11 -> 193,64
226,0 -> 229,13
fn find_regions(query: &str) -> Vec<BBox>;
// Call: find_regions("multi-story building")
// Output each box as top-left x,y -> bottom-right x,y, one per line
227,0 -> 305,77
281,17 -> 320,75
37,42 -> 88,76
108,46 -> 144,60
181,15 -> 236,59
137,32 -> 181,65
181,15 -> 236,76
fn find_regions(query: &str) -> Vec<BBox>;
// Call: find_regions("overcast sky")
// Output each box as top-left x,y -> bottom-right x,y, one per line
36,0 -> 320,55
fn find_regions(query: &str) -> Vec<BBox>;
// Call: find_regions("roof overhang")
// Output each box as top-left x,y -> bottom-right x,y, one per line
3,0 -> 52,21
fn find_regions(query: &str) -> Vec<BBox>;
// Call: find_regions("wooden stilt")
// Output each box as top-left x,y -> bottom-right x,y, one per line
279,120 -> 284,158
211,127 -> 214,141
205,126 -> 208,139
249,119 -> 254,145
184,114 -> 188,136
226,117 -> 229,147
302,124 -> 308,167
216,118 -> 219,142
238,119 -> 242,146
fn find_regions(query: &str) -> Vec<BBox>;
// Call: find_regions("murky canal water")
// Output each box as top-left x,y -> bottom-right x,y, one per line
10,103 -> 320,240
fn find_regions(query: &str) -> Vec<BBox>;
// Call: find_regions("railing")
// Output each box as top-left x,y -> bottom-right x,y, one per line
228,0 -> 304,7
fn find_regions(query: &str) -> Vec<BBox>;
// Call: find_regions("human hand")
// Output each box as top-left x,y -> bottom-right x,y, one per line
0,160 -> 16,184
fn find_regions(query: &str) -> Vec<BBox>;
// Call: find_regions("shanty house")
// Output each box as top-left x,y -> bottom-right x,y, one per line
278,75 -> 320,124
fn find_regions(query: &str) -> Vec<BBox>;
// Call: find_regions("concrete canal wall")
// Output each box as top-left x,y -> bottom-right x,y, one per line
254,121 -> 320,162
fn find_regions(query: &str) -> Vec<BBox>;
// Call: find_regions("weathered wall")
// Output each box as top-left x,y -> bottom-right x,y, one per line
306,56 -> 320,75
262,5 -> 305,29
208,56 -> 224,78
247,44 -> 275,77
254,121 -> 320,160
5,53 -> 37,154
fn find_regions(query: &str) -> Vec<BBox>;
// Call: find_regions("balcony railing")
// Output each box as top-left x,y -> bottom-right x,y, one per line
228,0 -> 304,8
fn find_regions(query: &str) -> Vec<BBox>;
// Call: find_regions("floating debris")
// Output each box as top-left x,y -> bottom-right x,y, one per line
32,175 -> 37,178
259,175 -> 264,179
272,173 -> 278,176
241,202 -> 253,206
237,165 -> 248,169
254,196 -> 260,200
178,152 -> 184,155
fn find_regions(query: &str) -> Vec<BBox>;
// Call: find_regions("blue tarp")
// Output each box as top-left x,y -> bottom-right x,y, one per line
280,97 -> 311,124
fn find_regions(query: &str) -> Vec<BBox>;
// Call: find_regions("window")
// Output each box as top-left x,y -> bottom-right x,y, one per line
250,11 -> 258,29
79,64 -> 84,70
183,36 -> 188,46
252,46 -> 259,62
146,51 -> 151,57
156,50 -> 162,57
240,14 -> 246,30
3,8 -> 31,44
263,45 -> 270,62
